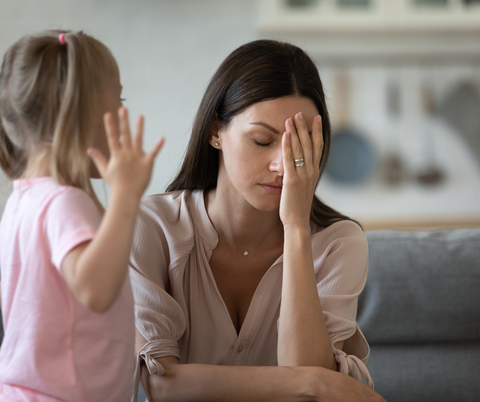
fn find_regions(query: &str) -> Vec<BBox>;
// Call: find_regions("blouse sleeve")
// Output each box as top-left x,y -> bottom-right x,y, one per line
129,192 -> 194,401
312,220 -> 373,388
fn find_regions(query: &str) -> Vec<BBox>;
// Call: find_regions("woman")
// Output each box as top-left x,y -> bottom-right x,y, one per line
130,40 -> 384,402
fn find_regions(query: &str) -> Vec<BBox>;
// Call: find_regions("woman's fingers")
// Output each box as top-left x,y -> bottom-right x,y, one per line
293,112 -> 313,167
118,107 -> 132,148
285,118 -> 305,175
103,113 -> 121,153
282,131 -> 296,178
312,115 -> 324,167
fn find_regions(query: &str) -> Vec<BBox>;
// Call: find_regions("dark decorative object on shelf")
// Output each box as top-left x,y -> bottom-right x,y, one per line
337,0 -> 370,8
416,84 -> 445,186
326,71 -> 376,185
285,0 -> 319,9
383,79 -> 407,186
413,0 -> 447,6
326,129 -> 376,184
439,80 -> 480,170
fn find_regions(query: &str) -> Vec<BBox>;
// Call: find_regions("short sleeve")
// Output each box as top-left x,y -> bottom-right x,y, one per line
312,220 -> 373,387
129,192 -> 194,400
44,187 -> 101,270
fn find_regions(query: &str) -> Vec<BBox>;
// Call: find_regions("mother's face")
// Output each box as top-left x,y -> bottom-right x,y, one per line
210,95 -> 319,212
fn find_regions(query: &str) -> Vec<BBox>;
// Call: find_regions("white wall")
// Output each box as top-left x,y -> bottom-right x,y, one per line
1,0 -> 479,227
0,0 -> 258,209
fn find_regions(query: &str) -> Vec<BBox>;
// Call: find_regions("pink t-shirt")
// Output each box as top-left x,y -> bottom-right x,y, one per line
0,178 -> 135,402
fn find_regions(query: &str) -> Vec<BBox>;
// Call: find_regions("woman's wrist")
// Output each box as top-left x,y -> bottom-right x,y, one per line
283,222 -> 311,238
295,366 -> 322,402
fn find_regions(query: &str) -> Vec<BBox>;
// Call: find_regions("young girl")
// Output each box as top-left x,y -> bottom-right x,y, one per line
0,30 -> 163,401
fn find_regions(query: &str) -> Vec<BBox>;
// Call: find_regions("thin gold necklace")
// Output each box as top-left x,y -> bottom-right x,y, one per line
216,230 -> 272,256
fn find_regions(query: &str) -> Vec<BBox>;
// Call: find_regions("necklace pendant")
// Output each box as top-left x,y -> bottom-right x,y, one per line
244,251 -> 248,256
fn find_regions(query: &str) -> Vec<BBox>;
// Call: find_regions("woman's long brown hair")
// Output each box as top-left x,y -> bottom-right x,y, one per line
167,39 -> 359,229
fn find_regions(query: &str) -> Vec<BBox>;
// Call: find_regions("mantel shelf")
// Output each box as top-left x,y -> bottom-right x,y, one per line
259,0 -> 480,64
258,28 -> 480,65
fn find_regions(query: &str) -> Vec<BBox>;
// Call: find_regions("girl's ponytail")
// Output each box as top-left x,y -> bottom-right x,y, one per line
50,31 -> 103,209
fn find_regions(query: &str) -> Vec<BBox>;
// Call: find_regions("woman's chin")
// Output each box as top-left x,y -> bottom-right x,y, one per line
248,195 -> 281,213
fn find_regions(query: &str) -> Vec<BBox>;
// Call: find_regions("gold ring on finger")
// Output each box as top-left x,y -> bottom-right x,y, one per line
295,158 -> 305,167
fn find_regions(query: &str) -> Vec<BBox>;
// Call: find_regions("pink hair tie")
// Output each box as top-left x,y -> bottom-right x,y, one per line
58,33 -> 66,45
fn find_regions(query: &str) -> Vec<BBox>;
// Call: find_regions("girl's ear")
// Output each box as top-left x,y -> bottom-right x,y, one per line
208,115 -> 221,149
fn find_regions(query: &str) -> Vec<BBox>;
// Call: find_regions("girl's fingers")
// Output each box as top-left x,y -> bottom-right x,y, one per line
148,137 -> 165,162
285,118 -> 305,175
103,113 -> 121,152
134,115 -> 145,153
87,148 -> 108,178
294,112 -> 313,167
312,115 -> 324,167
118,107 -> 132,148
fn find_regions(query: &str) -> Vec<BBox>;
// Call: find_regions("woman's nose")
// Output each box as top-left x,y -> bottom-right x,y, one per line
269,148 -> 284,176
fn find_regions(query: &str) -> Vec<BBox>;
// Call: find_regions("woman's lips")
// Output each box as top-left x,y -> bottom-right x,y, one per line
260,183 -> 282,195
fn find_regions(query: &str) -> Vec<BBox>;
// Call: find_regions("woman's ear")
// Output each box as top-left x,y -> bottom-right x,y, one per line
209,116 -> 222,149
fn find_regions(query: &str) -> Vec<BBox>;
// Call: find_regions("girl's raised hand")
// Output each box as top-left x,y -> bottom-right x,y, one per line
88,107 -> 164,199
279,112 -> 323,229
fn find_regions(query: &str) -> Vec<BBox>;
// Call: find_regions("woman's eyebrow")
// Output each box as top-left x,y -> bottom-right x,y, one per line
250,121 -> 312,136
250,122 -> 281,135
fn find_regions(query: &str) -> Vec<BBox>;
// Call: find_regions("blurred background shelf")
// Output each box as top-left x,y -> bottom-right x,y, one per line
260,0 -> 480,230
259,0 -> 480,33
259,0 -> 480,64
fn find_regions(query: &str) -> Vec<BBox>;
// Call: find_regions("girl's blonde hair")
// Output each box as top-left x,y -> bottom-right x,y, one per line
0,29 -> 114,209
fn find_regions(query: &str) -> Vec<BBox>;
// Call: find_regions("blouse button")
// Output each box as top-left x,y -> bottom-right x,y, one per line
237,344 -> 244,353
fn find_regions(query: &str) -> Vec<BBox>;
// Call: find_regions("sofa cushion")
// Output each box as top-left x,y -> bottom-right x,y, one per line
359,229 -> 480,344
367,341 -> 480,402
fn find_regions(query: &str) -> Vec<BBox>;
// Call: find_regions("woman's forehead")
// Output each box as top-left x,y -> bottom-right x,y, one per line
240,96 -> 318,122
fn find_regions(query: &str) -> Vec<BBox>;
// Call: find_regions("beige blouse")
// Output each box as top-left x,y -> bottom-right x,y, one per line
130,190 -> 373,401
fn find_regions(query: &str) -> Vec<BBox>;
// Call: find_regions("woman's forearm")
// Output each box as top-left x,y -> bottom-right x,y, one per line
278,224 -> 336,369
143,358 -> 384,402
144,360 -> 316,402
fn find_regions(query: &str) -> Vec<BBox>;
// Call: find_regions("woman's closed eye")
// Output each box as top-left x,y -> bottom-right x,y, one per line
251,134 -> 275,147
254,140 -> 272,147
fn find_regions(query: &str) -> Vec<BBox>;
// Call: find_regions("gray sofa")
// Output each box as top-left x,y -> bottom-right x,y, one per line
360,228 -> 480,402
0,228 -> 479,401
